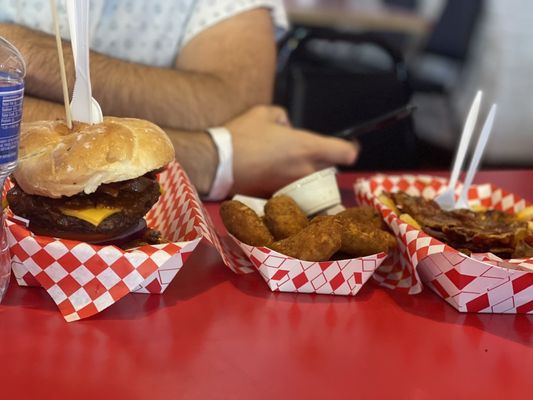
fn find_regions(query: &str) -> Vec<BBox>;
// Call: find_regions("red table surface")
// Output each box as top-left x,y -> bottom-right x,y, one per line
0,170 -> 532,400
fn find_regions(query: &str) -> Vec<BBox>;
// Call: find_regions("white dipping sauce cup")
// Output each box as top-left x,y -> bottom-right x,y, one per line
273,167 -> 341,216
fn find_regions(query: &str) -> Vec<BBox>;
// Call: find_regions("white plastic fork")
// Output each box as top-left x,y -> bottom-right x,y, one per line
455,104 -> 497,209
67,0 -> 103,124
434,90 -> 482,210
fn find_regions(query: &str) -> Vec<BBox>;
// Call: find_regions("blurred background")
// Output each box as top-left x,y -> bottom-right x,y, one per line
275,0 -> 533,170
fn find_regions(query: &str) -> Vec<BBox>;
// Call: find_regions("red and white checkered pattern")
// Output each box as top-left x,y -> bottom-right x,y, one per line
5,161 -> 250,321
8,222 -> 202,321
132,238 -> 202,294
418,252 -> 533,313
146,161 -> 252,275
229,235 -> 387,295
354,175 -> 533,313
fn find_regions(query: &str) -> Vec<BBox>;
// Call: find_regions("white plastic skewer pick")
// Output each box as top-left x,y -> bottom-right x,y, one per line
67,0 -> 103,124
455,104 -> 497,209
434,90 -> 482,210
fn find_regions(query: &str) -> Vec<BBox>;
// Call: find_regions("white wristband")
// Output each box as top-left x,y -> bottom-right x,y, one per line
204,127 -> 234,201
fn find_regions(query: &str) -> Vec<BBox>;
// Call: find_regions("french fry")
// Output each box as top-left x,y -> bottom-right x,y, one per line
378,193 -> 400,215
399,213 -> 422,230
516,205 -> 533,221
471,204 -> 487,212
528,221 -> 533,231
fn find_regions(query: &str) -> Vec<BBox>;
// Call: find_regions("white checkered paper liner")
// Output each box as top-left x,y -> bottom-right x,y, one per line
417,251 -> 533,313
7,221 -> 203,321
133,238 -> 202,293
5,161 -> 248,321
354,174 -> 533,313
146,161 -> 252,275
229,235 -> 387,295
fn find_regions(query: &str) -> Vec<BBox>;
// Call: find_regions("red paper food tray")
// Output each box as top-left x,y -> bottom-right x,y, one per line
229,235 -> 387,296
4,161 -> 246,321
354,174 -> 533,314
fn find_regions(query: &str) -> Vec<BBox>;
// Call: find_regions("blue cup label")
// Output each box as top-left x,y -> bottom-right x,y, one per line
0,81 -> 24,164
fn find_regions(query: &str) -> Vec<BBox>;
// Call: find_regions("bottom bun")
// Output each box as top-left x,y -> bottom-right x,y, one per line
29,219 -> 148,246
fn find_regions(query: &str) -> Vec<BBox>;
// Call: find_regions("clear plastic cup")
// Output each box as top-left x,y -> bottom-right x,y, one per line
0,36 -> 24,303
0,213 -> 11,303
0,36 -> 25,181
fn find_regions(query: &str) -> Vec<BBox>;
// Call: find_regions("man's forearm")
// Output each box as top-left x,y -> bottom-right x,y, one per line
21,96 -> 218,194
10,25 -> 237,129
164,128 -> 218,196
22,95 -> 68,122
2,14 -> 275,130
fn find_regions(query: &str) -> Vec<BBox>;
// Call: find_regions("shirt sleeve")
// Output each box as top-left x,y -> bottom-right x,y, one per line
180,0 -> 289,51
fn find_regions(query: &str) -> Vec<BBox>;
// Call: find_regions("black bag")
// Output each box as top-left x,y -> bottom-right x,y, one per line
275,26 -> 418,170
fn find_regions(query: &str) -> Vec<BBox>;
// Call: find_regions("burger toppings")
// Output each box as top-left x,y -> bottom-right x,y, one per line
387,191 -> 531,258
7,117 -> 175,247
6,173 -> 161,240
59,206 -> 122,226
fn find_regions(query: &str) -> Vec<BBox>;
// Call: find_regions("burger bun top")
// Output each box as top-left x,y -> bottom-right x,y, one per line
14,117 -> 175,198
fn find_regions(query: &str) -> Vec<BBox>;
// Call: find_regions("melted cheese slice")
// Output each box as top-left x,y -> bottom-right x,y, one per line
60,206 -> 122,226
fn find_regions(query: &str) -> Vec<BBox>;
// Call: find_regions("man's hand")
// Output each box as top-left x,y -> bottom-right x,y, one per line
1,8 -> 276,130
22,99 -> 359,198
226,106 -> 360,197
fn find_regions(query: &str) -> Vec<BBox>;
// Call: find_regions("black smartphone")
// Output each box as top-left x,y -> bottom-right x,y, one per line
331,104 -> 416,140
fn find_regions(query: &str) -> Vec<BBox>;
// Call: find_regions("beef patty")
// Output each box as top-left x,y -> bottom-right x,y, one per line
7,173 -> 161,236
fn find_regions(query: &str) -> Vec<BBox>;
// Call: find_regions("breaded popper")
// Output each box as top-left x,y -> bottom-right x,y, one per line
220,200 -> 273,246
270,218 -> 342,261
264,195 -> 308,240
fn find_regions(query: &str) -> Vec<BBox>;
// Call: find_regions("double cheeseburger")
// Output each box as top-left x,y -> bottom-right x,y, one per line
6,117 -> 175,246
